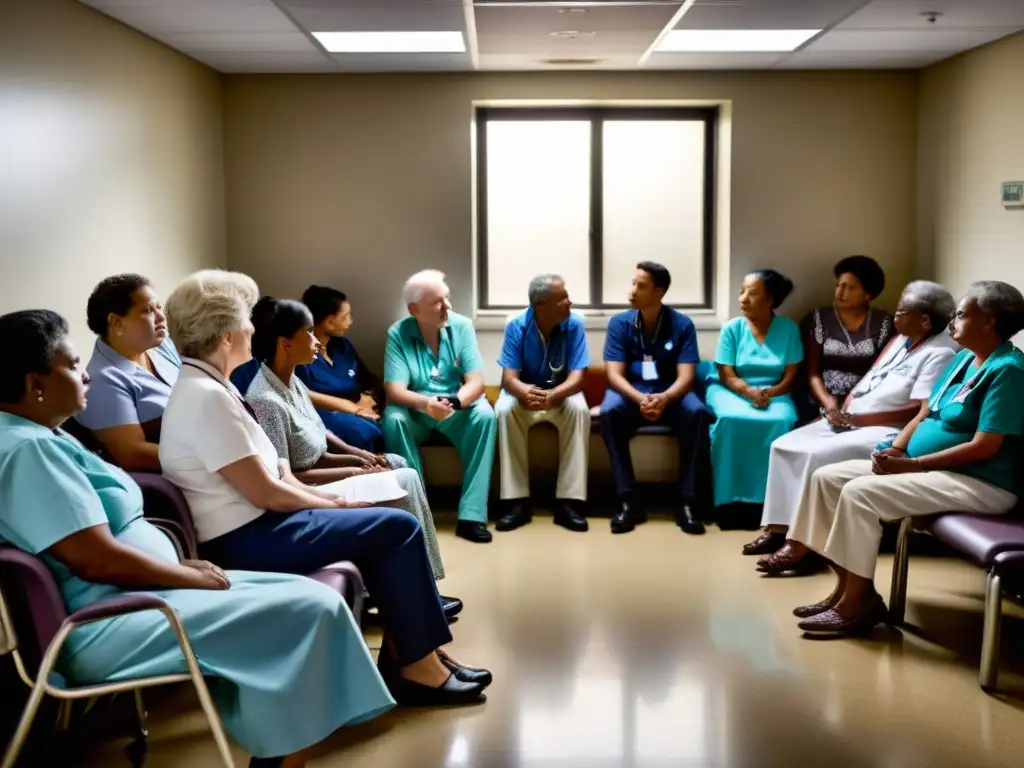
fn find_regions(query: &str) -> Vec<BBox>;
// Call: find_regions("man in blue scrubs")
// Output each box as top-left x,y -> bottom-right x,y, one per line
494,275 -> 591,533
382,270 -> 498,544
601,261 -> 710,535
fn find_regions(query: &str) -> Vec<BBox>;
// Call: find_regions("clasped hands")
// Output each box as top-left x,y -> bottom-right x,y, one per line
355,392 -> 379,421
871,447 -> 922,475
747,387 -> 771,410
638,392 -> 668,422
522,386 -> 560,412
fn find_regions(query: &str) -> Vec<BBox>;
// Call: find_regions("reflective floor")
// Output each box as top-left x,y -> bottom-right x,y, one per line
83,512 -> 1024,767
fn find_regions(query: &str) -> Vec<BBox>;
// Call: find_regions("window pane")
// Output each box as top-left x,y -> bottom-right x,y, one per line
602,120 -> 706,306
484,120 -> 591,306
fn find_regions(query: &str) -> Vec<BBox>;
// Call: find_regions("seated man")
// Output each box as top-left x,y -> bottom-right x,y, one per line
382,270 -> 498,544
600,261 -> 710,535
494,274 -> 590,534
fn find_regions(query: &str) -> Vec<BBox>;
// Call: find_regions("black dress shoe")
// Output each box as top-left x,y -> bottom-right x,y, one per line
440,595 -> 463,619
611,500 -> 646,534
440,655 -> 493,687
250,759 -> 283,768
496,502 -> 532,532
377,653 -> 487,706
675,504 -> 706,535
455,520 -> 493,543
553,500 -> 589,532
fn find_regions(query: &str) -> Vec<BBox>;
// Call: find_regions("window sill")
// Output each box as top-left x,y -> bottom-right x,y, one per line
473,309 -> 723,332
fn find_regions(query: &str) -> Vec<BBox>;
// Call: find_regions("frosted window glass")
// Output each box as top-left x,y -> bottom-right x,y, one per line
602,121 -> 706,305
485,121 -> 591,305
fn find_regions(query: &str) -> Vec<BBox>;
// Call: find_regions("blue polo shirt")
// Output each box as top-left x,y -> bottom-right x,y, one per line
77,338 -> 181,430
603,307 -> 699,394
498,308 -> 589,389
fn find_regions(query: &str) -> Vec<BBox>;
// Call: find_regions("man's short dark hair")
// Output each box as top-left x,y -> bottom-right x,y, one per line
636,261 -> 671,292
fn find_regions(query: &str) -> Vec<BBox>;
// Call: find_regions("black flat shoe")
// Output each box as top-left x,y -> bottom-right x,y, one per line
250,758 -> 283,768
496,502 -> 532,532
611,500 -> 646,534
742,530 -> 786,556
441,595 -> 463,619
388,672 -> 486,707
439,654 -> 493,687
675,504 -> 706,535
553,500 -> 589,532
455,520 -> 492,543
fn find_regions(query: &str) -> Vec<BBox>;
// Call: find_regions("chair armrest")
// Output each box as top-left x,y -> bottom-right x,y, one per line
67,594 -> 169,626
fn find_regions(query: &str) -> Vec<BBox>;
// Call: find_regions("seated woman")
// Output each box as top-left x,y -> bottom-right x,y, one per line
245,296 -> 457,610
0,309 -> 394,768
705,270 -> 803,514
76,274 -> 180,470
784,281 -> 1024,636
799,255 -> 894,423
295,285 -> 385,451
157,269 -> 490,704
744,281 -> 959,564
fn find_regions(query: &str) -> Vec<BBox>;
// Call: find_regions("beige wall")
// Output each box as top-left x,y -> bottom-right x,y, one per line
918,32 -> 1024,307
0,0 -> 225,355
223,71 -> 919,379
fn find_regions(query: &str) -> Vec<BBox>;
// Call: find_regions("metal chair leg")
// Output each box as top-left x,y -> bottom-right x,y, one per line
888,517 -> 912,625
2,661 -> 59,768
56,699 -> 73,731
133,689 -> 149,738
980,571 -> 1003,692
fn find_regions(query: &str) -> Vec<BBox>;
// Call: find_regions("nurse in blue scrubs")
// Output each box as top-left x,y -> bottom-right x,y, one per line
294,285 -> 385,451
705,270 -> 803,512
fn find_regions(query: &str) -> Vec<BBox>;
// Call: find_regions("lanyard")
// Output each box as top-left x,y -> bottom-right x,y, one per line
532,319 -> 566,380
636,308 -> 666,357
852,335 -> 924,397
416,327 -> 458,378
183,362 -> 260,423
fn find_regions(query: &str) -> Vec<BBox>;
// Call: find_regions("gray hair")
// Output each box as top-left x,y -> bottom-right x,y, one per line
528,274 -> 563,305
963,280 -> 1024,341
402,269 -> 448,305
900,280 -> 955,334
165,269 -> 259,359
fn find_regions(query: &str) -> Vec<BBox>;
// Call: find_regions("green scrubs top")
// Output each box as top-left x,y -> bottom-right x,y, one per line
384,312 -> 483,396
907,343 -> 1024,493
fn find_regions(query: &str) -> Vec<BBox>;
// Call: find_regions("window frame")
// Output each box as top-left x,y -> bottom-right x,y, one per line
475,105 -> 718,312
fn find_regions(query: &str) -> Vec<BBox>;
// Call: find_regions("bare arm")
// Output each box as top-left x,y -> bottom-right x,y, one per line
764,363 -> 801,398
805,339 -> 836,411
384,381 -> 431,412
501,368 -> 534,403
606,361 -> 648,405
548,368 -> 586,405
891,401 -> 931,451
47,525 -> 222,590
457,371 -> 486,406
217,455 -> 341,512
308,390 -> 361,415
92,424 -> 161,471
916,432 -> 1006,471
847,401 -> 923,429
659,363 -> 696,404
716,363 -> 758,400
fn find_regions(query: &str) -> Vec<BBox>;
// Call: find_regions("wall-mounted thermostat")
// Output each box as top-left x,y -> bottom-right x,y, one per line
1003,181 -> 1024,208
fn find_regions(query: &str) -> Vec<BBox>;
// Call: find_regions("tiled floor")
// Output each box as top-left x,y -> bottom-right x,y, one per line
82,513 -> 1024,767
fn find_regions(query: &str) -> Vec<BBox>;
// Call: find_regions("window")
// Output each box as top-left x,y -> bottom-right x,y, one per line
476,106 -> 717,311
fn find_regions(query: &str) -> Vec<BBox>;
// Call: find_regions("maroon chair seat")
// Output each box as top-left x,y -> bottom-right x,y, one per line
928,514 -> 1024,567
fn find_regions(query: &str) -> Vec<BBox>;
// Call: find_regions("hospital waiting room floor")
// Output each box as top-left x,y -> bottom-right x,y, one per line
81,512 -> 1024,768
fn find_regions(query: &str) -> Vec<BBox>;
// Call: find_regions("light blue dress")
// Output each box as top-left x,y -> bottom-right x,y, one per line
0,412 -> 394,759
705,316 -> 803,506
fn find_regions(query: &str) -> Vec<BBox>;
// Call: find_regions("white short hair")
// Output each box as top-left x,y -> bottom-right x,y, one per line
403,269 -> 448,304
165,269 -> 259,360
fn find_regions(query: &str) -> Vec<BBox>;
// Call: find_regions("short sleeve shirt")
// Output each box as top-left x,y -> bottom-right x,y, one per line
384,311 -> 483,396
498,308 -> 590,389
247,364 -> 330,471
159,358 -> 280,542
846,331 -> 959,415
296,336 -> 371,401
603,307 -> 699,394
77,338 -> 181,432
714,315 -> 803,388
907,343 -> 1024,493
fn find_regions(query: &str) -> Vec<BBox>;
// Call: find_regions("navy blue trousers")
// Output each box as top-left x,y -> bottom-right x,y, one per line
320,409 -> 385,452
201,507 -> 451,665
599,389 -> 710,501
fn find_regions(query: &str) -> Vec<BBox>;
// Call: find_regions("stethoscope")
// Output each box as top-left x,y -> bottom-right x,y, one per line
851,336 -> 923,397
415,327 -> 459,379
635,308 -> 666,357
533,320 -> 566,385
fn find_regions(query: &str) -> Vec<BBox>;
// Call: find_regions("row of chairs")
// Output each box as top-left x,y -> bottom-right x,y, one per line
0,473 -> 365,768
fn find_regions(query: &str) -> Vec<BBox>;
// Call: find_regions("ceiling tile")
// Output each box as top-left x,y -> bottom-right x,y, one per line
839,0 -> 1024,30
646,51 -> 785,68
189,49 -> 337,71
678,0 -> 865,30
777,49 -> 938,68
162,32 -> 317,52
807,27 -> 1013,52
85,4 -> 299,33
479,53 -> 642,71
327,52 -> 475,71
279,0 -> 467,32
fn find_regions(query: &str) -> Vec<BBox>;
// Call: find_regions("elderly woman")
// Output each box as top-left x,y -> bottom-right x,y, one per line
0,310 -> 395,768
705,270 -> 803,512
157,270 -> 491,705
382,270 -> 498,544
799,256 -> 894,422
245,296 -> 457,611
785,281 -> 1024,636
294,285 -> 386,451
75,274 -> 181,470
744,281 -> 959,563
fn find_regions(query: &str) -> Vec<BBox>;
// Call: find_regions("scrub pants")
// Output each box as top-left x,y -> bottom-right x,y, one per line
200,507 -> 452,665
599,389 -> 710,503
382,399 -> 497,523
320,409 -> 385,452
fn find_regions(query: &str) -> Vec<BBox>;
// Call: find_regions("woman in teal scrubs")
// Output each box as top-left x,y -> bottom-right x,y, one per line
780,281 -> 1024,637
705,270 -> 803,511
295,285 -> 385,451
0,310 -> 394,768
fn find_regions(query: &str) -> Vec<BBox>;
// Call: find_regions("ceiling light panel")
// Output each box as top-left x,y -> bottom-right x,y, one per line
655,29 -> 820,52
313,31 -> 466,53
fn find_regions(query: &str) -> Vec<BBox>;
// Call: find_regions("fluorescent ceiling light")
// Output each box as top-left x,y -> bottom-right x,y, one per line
313,31 -> 466,54
655,29 -> 820,53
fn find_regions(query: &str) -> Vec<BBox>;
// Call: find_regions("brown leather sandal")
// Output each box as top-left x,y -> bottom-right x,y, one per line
756,545 -> 824,575
792,597 -> 836,618
742,530 -> 786,556
797,596 -> 888,636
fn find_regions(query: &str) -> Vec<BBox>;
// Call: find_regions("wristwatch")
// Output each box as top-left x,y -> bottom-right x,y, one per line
445,394 -> 463,411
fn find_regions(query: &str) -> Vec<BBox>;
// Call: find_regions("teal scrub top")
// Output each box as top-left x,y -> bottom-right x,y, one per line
907,343 -> 1024,493
384,312 -> 483,397
713,315 -> 804,388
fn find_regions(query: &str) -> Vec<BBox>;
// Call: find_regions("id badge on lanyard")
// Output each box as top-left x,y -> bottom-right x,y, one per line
641,356 -> 658,381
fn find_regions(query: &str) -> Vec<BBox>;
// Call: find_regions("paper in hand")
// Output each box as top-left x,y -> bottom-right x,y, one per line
319,472 -> 409,505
